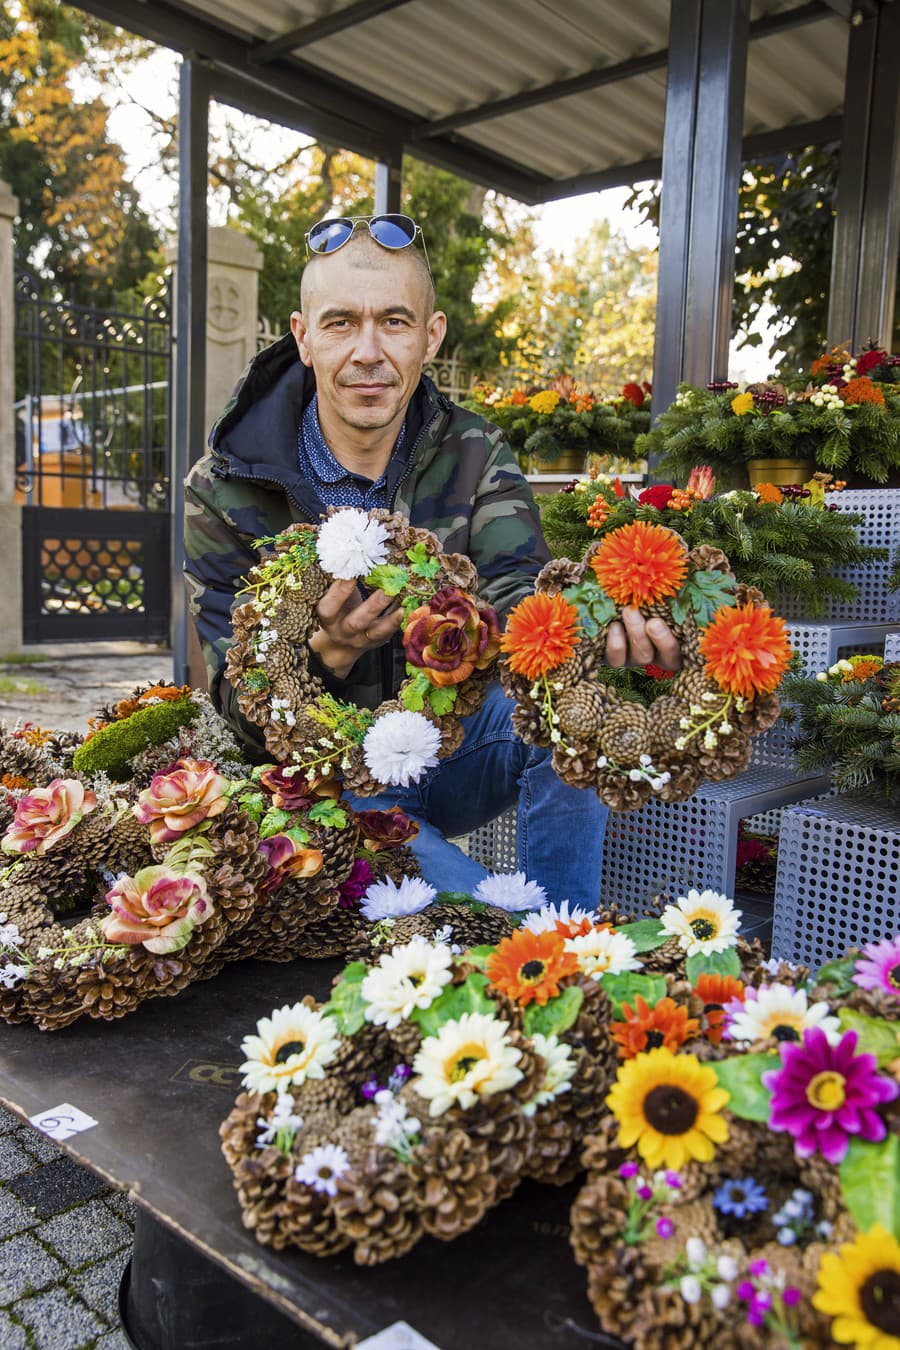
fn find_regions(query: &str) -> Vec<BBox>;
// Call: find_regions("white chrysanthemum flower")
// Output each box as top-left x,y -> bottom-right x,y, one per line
565,927 -> 641,980
412,1011 -> 523,1116
0,963 -> 27,989
0,919 -> 21,947
255,1092 -> 304,1150
360,875 -> 437,922
726,983 -> 841,1045
363,710 -> 441,787
522,900 -> 594,936
361,936 -> 453,1028
523,1033 -> 576,1116
294,1143 -> 350,1197
315,508 -> 389,580
660,889 -> 742,955
240,1003 -> 340,1094
472,872 -> 547,913
373,1091 -> 421,1150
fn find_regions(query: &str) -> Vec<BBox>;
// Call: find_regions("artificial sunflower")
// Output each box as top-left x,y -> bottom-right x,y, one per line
239,1003 -> 341,1095
694,972 -> 745,1046
699,601 -> 791,700
606,1047 -> 729,1170
589,521 -> 688,608
611,995 -> 700,1059
486,928 -> 579,1007
500,592 -> 580,681
813,1224 -> 900,1349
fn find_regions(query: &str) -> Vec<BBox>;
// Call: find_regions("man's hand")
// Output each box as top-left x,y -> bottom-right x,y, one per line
309,578 -> 403,679
605,608 -> 682,671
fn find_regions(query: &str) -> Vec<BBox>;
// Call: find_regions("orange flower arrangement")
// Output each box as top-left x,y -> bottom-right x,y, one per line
500,592 -> 580,681
754,482 -> 784,505
842,656 -> 883,682
612,996 -> 700,1059
590,521 -> 688,608
700,602 -> 791,700
486,928 -> 579,1007
841,376 -> 885,406
694,973 -> 745,1046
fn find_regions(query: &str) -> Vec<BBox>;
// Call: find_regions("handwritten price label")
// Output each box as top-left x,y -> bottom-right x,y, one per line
358,1323 -> 440,1350
28,1103 -> 98,1142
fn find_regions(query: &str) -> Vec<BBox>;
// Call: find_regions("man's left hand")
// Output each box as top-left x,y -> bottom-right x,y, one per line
605,608 -> 682,671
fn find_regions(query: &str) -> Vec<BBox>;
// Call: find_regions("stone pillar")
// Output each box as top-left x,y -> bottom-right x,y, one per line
0,180 -> 23,653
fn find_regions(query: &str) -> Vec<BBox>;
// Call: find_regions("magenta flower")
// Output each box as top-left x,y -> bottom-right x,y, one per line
853,935 -> 900,998
761,1027 -> 899,1164
337,859 -> 375,910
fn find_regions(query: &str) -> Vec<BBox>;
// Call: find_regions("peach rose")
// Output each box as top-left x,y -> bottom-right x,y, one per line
134,758 -> 229,843
101,864 -> 214,954
1,778 -> 97,856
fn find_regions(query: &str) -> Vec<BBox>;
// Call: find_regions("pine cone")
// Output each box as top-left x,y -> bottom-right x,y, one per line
697,728 -> 752,781
648,695 -> 691,759
536,557 -> 584,595
688,545 -> 731,574
551,741 -> 601,791
655,760 -> 705,802
595,768 -> 651,812
598,705 -> 651,766
557,682 -> 610,741
734,691 -> 781,736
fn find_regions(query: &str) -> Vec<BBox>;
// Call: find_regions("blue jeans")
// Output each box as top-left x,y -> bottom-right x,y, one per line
346,682 -> 608,908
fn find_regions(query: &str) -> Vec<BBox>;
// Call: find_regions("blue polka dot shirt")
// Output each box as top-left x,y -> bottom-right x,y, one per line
298,392 -> 408,510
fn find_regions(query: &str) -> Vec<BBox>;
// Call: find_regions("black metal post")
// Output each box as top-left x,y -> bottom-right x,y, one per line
171,57 -> 209,685
651,0 -> 750,439
374,155 -> 403,215
828,0 -> 900,349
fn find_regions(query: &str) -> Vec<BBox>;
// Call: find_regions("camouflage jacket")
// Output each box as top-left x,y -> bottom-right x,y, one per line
184,333 -> 549,749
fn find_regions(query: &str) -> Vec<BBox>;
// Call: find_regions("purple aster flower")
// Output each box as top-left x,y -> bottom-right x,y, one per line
853,935 -> 900,997
338,859 -> 375,910
619,1161 -> 639,1179
712,1176 -> 769,1219
637,1184 -> 653,1201
656,1216 -> 674,1239
761,1027 -> 899,1164
748,1259 -> 769,1278
737,1280 -> 755,1301
361,1077 -> 380,1101
665,1171 -> 682,1189
782,1287 -> 802,1308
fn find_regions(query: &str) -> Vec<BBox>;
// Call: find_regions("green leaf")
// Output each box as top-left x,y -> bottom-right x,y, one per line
308,800 -> 347,829
410,972 -> 494,1036
259,806 -> 293,839
812,957 -> 857,996
321,961 -> 368,1036
711,1052 -> 776,1121
464,945 -> 496,970
678,570 -> 737,626
236,790 -> 266,824
601,973 -> 668,1019
406,541 -> 441,579
285,825 -> 310,846
617,919 -> 668,953
427,684 -> 457,715
434,889 -> 486,913
840,1134 -> 900,1235
838,1008 -> 900,1067
669,593 -> 691,627
562,580 -> 617,638
523,985 -> 584,1037
685,946 -> 741,983
365,563 -> 409,596
400,669 -> 431,712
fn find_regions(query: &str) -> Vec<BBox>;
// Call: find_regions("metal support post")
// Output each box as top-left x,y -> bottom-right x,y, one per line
828,0 -> 900,350
374,156 -> 403,215
171,57 -> 209,685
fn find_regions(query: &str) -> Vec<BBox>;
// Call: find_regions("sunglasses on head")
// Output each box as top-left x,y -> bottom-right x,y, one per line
305,214 -> 432,278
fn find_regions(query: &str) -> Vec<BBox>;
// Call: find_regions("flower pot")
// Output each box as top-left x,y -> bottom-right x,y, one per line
531,448 -> 586,475
746,457 -> 815,487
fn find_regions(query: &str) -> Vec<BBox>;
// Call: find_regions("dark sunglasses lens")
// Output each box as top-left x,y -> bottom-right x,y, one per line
308,218 -> 354,254
369,215 -> 417,249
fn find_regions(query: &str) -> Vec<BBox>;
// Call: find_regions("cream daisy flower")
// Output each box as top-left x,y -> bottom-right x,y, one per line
565,927 -> 641,980
412,1011 -> 523,1116
727,983 -> 842,1046
523,1033 -> 576,1116
315,509 -> 389,580
522,900 -> 594,937
361,936 -> 454,1029
660,889 -> 742,956
240,1003 -> 340,1094
294,1143 -> 350,1197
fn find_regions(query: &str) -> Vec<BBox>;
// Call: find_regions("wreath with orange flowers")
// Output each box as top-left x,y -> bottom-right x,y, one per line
499,521 -> 790,811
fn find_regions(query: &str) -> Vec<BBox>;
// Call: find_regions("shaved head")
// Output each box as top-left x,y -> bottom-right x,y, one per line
300,232 -> 434,319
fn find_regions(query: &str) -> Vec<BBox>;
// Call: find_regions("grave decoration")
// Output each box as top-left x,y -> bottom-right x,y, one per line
499,521 -> 790,810
224,509 -> 500,785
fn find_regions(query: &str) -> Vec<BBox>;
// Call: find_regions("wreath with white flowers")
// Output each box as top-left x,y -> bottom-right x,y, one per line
224,509 -> 502,794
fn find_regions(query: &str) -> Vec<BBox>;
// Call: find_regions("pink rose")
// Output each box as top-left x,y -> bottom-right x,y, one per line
258,834 -> 325,892
2,778 -> 97,856
101,864 -> 214,954
134,758 -> 229,843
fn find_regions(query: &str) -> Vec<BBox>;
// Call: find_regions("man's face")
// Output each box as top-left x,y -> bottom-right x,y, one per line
291,245 -> 446,438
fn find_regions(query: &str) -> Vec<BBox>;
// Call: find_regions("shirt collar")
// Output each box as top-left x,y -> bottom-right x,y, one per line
301,392 -> 406,485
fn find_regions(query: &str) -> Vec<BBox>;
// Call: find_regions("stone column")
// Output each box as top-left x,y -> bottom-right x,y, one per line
0,180 -> 23,653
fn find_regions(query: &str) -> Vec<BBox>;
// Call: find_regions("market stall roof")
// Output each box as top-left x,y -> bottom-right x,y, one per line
77,0 -> 849,202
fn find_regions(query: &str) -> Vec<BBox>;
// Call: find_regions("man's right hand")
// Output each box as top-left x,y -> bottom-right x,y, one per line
309,578 -> 404,679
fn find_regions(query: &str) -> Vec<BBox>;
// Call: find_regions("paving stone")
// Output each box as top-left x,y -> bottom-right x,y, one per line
15,1127 -> 63,1165
71,1248 -> 129,1325
0,1187 -> 39,1239
36,1198 -> 131,1269
93,1329 -> 132,1350
10,1157 -> 109,1219
0,1135 -> 36,1183
0,1108 -> 24,1136
13,1285 -> 105,1349
0,1309 -> 28,1348
102,1191 -> 136,1226
0,1232 -> 65,1304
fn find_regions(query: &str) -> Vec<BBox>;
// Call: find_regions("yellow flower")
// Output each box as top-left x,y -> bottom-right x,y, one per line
731,392 -> 754,416
528,390 -> 561,415
606,1047 -> 729,1170
813,1225 -> 900,1349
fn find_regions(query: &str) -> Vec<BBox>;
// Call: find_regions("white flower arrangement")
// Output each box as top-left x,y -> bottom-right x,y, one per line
362,710 -> 441,787
373,1088 -> 421,1153
522,900 -> 595,936
360,935 -> 453,1027
239,1002 -> 341,1095
315,508 -> 390,580
564,927 -> 642,980
523,1033 -> 576,1116
660,889 -> 742,956
726,983 -> 842,1045
360,875 -> 437,923
412,1011 -> 523,1116
472,872 -> 547,913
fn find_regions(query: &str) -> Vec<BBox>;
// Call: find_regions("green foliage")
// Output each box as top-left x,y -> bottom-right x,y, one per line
710,1053 -> 776,1122
463,388 -> 650,467
71,697 -> 197,781
600,973 -> 667,1019
839,1134 -> 900,1237
685,947 -> 741,983
782,663 -> 900,805
522,985 -> 583,1037
322,961 -> 367,1036
616,919 -> 667,953
837,1009 -> 900,1068
409,971 -> 493,1036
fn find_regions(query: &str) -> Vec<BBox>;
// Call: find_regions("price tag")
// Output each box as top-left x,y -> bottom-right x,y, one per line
28,1103 -> 98,1142
358,1323 -> 441,1350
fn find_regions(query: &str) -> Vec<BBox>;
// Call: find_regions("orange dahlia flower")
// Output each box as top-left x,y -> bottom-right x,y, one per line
612,996 -> 700,1059
694,972 -> 745,1045
500,592 -> 580,680
700,602 -> 791,699
590,521 -> 688,608
841,376 -> 885,406
486,928 -> 579,1007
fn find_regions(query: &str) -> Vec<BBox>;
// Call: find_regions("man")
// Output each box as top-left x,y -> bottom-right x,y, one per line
184,214 -> 680,907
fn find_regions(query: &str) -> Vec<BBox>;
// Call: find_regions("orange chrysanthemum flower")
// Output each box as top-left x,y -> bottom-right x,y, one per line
694,973 -> 745,1045
843,656 -> 883,682
700,602 -> 791,700
754,482 -> 784,505
612,996 -> 700,1059
486,928 -> 579,1007
841,376 -> 885,406
500,592 -> 580,681
1,773 -> 32,791
589,521 -> 688,608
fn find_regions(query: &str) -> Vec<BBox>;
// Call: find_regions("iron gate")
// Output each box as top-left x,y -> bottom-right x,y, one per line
14,270 -> 172,642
